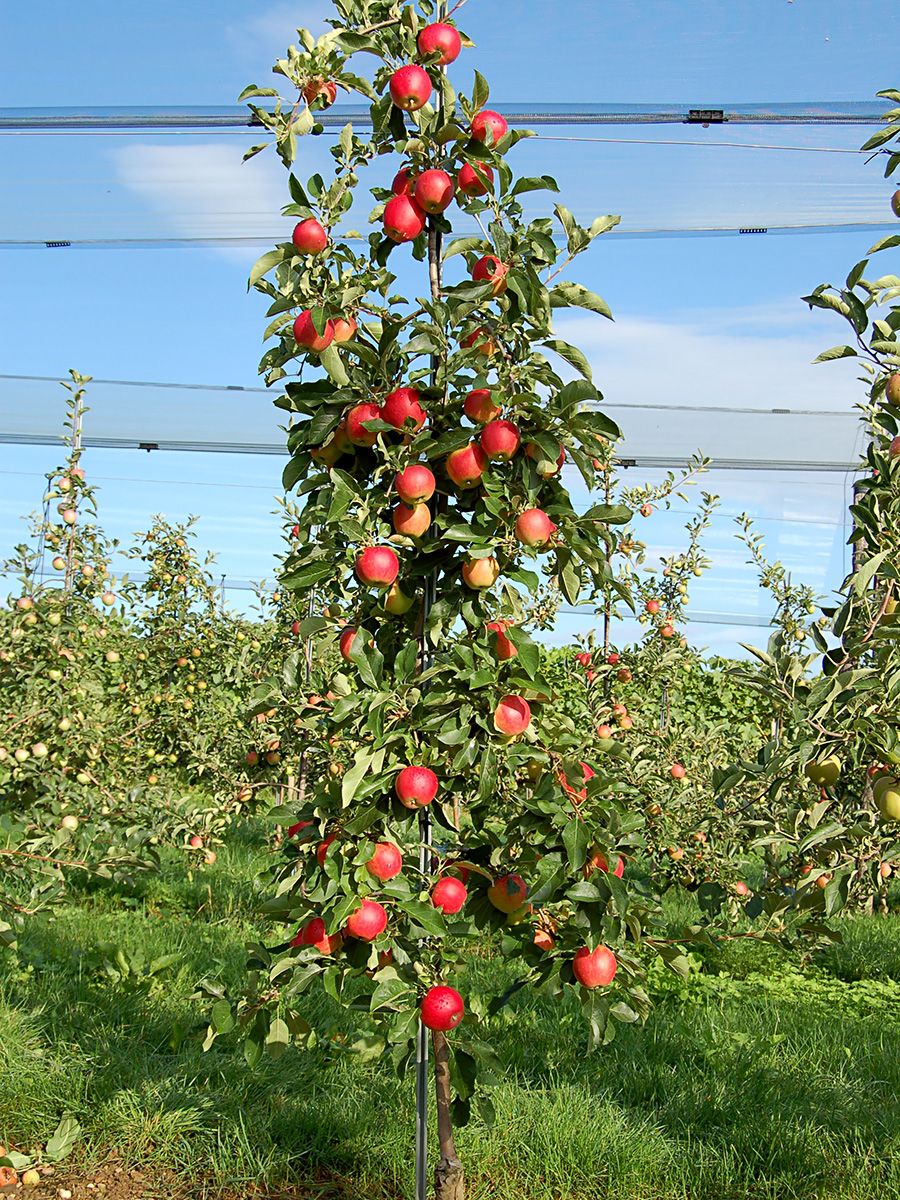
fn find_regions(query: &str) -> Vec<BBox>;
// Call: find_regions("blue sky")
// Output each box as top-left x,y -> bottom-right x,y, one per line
1,0 -> 894,653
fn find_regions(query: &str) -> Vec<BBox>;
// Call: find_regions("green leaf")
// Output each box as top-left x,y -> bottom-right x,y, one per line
544,338 -> 593,381
45,1115 -> 82,1163
562,819 -> 589,870
511,175 -> 559,197
319,344 -> 350,386
812,345 -> 857,363
248,247 -> 285,288
852,549 -> 887,595
550,282 -> 613,320
342,748 -> 373,804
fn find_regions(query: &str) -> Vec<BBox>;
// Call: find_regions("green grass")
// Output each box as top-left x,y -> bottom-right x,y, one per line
2,831 -> 899,1199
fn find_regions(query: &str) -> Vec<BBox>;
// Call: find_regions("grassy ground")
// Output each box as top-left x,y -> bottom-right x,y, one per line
2,830 -> 899,1200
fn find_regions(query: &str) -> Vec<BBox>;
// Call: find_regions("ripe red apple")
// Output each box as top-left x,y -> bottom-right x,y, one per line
393,502 -> 431,537
457,162 -> 494,197
471,109 -> 508,144
586,849 -> 625,878
417,21 -> 462,64
382,387 -> 426,432
462,556 -> 499,589
616,667 -> 632,684
660,624 -> 675,639
292,218 -> 328,254
618,715 -> 633,730
246,750 -> 259,766
607,652 -> 620,665
189,834 -> 204,849
367,841 -> 403,881
493,694 -> 531,736
480,419 -> 520,461
446,442 -> 488,488
558,761 -> 595,804
645,599 -> 660,615
332,315 -> 357,343
431,876 -> 467,914
345,401 -> 383,447
339,627 -> 360,661
389,64 -> 432,111
486,619 -> 517,660
383,194 -> 426,243
292,917 -> 342,955
421,985 -> 464,1031
597,724 -> 613,740
515,508 -> 556,549
316,834 -> 337,867
575,651 -> 592,668
356,546 -> 400,589
414,169 -> 454,214
302,77 -> 337,108
885,373 -> 900,404
472,254 -> 509,296
670,763 -> 686,780
293,309 -> 335,352
463,388 -> 500,423
640,503 -> 653,518
734,880 -> 751,897
572,945 -> 617,988
392,167 -> 416,196
487,873 -> 528,913
461,327 -> 496,357
346,898 -> 388,940
395,764 -> 439,808
395,463 -> 436,504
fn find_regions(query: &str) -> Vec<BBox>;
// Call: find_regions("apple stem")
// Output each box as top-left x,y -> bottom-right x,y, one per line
432,1029 -> 464,1200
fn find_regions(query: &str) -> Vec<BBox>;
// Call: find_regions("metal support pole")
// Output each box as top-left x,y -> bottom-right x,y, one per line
415,9 -> 447,1194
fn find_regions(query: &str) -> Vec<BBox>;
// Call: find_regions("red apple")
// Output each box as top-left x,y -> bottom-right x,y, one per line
885,373 -> 900,404
586,849 -> 625,878
302,77 -> 337,108
339,627 -> 361,661
462,556 -> 499,589
640,503 -> 653,518
645,599 -> 660,615
316,834 -> 337,867
472,254 -> 508,296
486,619 -> 517,660
660,624 -> 675,639
457,162 -> 494,197
461,327 -> 496,357
346,898 -> 388,940
395,463 -> 436,504
395,764 -> 439,808
463,388 -> 500,424
384,194 -> 426,243
607,652 -> 620,665
572,945 -> 617,988
392,166 -> 416,195
367,842 -> 403,881
292,218 -> 328,254
292,917 -> 342,955
293,309 -> 334,352
597,724 -> 613,740
389,64 -> 432,111
616,668 -> 632,684
446,442 -> 488,488
734,880 -> 751,897
356,546 -> 400,589
346,402 -> 383,447
332,315 -> 357,343
575,652 -> 592,667
414,169 -> 454,215
487,873 -> 527,913
421,985 -> 464,1031
431,876 -> 467,914
393,502 -> 431,537
471,109 -> 508,145
670,763 -> 686,780
890,435 -> 900,458
558,761 -> 595,804
515,508 -> 556,549
493,694 -> 531,736
480,419 -> 520,461
417,22 -> 462,64
381,387 -> 426,432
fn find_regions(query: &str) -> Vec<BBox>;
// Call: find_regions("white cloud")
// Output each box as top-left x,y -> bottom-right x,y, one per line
225,2 -> 332,65
112,143 -> 291,261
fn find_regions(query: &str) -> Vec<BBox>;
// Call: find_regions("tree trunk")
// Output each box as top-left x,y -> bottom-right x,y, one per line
432,1029 -> 464,1200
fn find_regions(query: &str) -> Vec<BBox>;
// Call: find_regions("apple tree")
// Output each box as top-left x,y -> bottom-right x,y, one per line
718,94 -> 900,912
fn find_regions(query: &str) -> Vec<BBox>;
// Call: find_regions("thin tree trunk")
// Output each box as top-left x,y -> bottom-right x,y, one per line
432,1030 -> 464,1200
